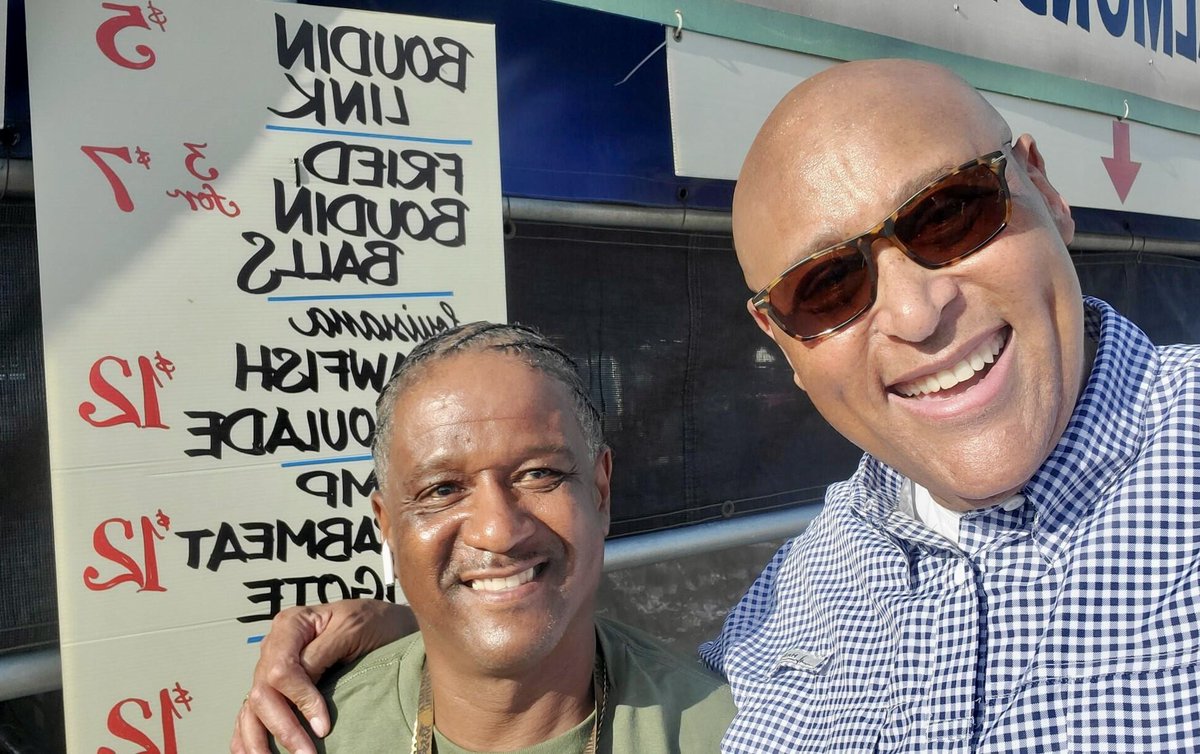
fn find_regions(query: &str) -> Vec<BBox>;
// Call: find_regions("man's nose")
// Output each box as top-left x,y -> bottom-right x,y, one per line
869,241 -> 959,342
460,480 -> 537,553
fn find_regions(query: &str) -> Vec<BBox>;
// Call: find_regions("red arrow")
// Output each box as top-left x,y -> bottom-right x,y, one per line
1101,120 -> 1141,203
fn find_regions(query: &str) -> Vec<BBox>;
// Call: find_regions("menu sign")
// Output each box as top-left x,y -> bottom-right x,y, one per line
26,1 -> 504,750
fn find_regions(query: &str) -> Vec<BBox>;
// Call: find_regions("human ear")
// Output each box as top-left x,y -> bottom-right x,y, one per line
745,299 -> 809,392
791,370 -> 807,392
1011,134 -> 1075,245
746,298 -> 773,336
592,447 -> 613,536
371,491 -> 392,541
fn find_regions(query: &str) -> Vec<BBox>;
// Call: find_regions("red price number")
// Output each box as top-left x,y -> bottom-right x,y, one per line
79,352 -> 175,430
98,682 -> 193,754
165,142 -> 241,218
96,2 -> 168,70
81,145 -> 152,213
83,510 -> 171,593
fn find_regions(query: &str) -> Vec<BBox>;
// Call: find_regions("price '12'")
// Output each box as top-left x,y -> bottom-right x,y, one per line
79,352 -> 175,429
98,682 -> 193,754
83,510 -> 170,593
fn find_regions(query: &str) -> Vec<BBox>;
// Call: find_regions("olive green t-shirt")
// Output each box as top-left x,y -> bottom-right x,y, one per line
303,617 -> 734,753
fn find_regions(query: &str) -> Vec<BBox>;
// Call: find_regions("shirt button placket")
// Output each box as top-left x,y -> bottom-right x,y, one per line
922,557 -> 978,753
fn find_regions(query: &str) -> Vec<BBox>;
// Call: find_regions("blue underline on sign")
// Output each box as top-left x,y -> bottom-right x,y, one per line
266,124 -> 473,145
267,291 -> 454,302
281,454 -> 373,468
247,635 -> 264,644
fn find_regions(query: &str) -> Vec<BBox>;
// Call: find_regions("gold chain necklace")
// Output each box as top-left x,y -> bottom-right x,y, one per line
410,651 -> 608,754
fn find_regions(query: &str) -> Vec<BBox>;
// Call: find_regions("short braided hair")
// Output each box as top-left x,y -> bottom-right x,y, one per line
372,322 -> 604,491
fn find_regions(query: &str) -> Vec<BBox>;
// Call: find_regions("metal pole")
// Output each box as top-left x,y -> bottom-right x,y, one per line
603,504 -> 819,572
0,648 -> 62,702
504,196 -> 732,234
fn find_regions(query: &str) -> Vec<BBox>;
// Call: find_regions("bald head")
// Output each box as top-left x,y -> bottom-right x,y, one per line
734,60 -> 1013,291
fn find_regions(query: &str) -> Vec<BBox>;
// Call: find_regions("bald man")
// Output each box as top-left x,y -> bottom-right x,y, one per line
700,59 -> 1200,752
236,60 -> 1200,752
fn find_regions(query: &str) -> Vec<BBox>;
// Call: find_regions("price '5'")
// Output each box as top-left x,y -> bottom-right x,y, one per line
95,1 -> 169,70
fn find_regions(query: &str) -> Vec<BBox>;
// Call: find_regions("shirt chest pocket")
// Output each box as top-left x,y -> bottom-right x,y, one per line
1034,565 -> 1200,678
728,645 -> 910,753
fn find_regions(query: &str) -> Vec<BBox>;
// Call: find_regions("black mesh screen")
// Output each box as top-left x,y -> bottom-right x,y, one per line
505,221 -> 857,536
0,201 -> 56,654
1074,251 -> 1200,344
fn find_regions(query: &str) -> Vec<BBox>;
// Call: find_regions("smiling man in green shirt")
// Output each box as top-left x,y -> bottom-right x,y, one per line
236,322 -> 732,754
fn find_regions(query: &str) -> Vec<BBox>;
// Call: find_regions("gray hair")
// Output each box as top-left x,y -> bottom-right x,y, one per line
372,321 -> 605,491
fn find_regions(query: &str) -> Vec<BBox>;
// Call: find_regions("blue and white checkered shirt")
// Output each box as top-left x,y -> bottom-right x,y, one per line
700,297 -> 1200,753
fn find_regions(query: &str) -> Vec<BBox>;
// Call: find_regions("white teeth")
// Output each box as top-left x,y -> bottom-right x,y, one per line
468,567 -> 536,592
897,331 -> 1006,397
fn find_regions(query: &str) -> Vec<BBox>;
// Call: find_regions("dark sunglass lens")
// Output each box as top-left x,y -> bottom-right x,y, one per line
895,164 -> 1006,265
770,246 -> 872,337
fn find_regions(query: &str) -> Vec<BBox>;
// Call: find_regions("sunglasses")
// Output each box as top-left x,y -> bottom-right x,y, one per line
751,148 -> 1012,341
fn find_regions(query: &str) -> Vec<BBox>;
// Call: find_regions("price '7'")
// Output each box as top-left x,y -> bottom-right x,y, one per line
81,145 -> 151,213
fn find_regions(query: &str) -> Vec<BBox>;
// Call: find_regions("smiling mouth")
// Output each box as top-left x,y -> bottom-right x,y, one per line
895,329 -> 1009,398
467,565 -> 541,592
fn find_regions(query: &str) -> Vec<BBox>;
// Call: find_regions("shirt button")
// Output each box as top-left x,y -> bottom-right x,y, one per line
953,561 -> 970,585
1000,494 -> 1025,512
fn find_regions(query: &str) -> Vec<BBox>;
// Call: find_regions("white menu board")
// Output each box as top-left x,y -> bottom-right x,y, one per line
26,1 -> 504,750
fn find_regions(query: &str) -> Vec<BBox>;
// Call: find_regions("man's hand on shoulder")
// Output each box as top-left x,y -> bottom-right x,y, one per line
230,599 -> 417,754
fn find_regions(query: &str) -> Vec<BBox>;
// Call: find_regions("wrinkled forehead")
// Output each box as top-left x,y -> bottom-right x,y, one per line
390,352 -> 581,458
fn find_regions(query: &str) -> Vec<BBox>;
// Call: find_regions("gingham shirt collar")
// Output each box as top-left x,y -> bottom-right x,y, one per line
850,297 -> 1149,559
